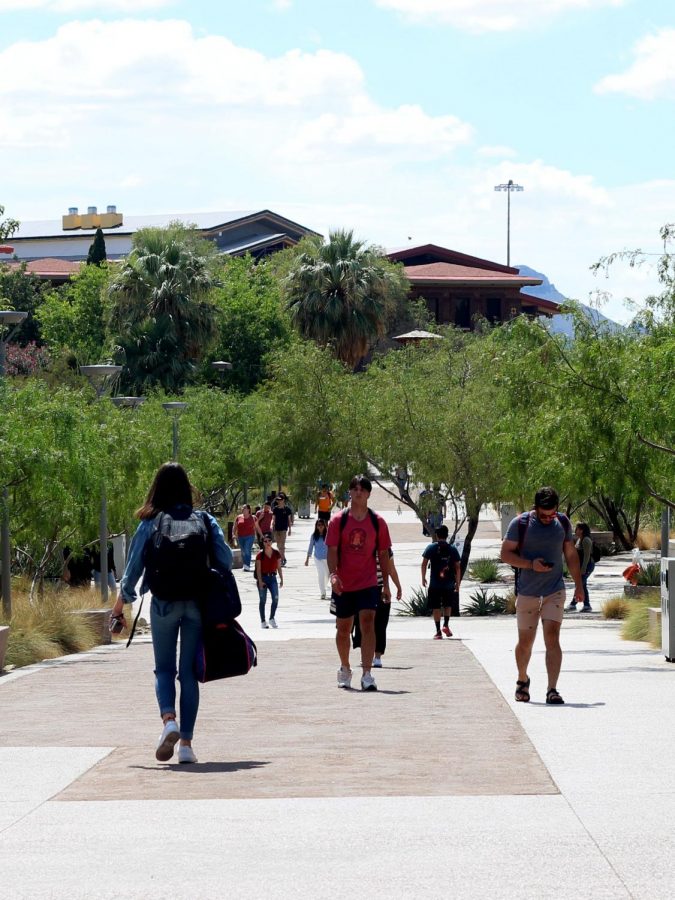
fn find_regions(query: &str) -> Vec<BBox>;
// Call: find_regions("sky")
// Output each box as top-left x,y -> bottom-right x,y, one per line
1,0 -> 674,322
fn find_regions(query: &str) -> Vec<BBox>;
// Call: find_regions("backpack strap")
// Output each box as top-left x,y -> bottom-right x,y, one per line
338,508 -> 380,559
125,597 -> 144,648
516,511 -> 531,555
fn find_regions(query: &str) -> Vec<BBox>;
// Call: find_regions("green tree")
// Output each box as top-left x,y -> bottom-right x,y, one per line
203,255 -> 294,394
284,229 -> 409,369
0,265 -> 47,345
0,204 -> 19,242
86,227 -> 107,266
109,226 -> 219,393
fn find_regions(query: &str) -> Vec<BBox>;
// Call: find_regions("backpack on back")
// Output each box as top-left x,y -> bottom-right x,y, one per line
338,508 -> 380,559
434,541 -> 456,584
591,541 -> 602,563
144,511 -> 210,600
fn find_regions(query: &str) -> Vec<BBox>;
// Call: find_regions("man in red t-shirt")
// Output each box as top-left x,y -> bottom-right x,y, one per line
326,474 -> 391,691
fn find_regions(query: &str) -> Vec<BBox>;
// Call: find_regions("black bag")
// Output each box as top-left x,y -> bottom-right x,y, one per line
144,511 -> 210,600
591,542 -> 602,563
203,567 -> 242,621
194,619 -> 257,683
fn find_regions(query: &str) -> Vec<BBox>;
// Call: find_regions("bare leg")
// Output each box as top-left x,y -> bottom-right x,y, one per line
336,617 -> 354,668
359,608 -> 376,674
542,619 -> 563,690
515,626 -> 537,683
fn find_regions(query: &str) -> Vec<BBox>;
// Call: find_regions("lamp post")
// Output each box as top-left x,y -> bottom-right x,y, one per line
0,310 -> 28,618
162,402 -> 188,461
493,179 -> 524,267
80,364 -> 123,606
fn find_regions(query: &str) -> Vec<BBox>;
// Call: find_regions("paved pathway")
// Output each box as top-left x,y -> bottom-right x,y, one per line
1,489 -> 673,899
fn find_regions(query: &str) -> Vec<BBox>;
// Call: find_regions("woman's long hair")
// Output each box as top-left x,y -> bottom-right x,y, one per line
136,462 -> 200,520
312,519 -> 328,541
575,522 -> 591,539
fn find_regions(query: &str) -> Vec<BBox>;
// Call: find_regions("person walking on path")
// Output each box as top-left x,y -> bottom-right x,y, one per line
352,548 -> 402,667
500,486 -> 584,706
568,522 -> 596,612
255,534 -> 283,628
272,493 -> 293,566
305,518 -> 330,598
233,503 -> 256,572
255,501 -> 274,547
315,484 -> 335,523
91,541 -> 118,600
110,462 -> 233,764
326,474 -> 392,692
421,525 -> 461,640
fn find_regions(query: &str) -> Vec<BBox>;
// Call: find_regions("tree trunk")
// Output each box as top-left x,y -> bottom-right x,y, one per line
459,493 -> 482,577
588,495 -> 639,550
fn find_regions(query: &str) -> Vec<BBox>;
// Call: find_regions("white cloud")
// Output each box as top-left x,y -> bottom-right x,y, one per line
477,144 -> 518,158
373,0 -> 623,33
595,28 -> 675,99
0,0 -> 172,11
270,0 -> 292,9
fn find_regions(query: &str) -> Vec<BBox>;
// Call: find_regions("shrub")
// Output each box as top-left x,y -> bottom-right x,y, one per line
465,587 -> 504,616
397,587 -> 432,617
602,596 -> 630,620
502,591 -> 517,615
636,529 -> 661,551
468,557 -> 501,583
635,562 -> 661,587
621,590 -> 660,642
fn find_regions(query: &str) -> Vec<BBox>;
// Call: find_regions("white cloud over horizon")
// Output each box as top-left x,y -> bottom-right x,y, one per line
595,28 -> 675,99
373,0 -> 623,33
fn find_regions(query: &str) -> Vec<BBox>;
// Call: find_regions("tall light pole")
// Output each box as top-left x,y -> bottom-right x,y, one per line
0,309 -> 28,619
162,402 -> 188,461
494,179 -> 524,267
80,364 -> 123,606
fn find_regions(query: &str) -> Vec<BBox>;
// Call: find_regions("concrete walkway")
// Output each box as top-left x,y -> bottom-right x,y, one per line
1,492 -> 673,899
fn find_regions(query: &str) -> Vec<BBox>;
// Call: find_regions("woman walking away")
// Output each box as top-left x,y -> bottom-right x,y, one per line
110,462 -> 232,765
233,504 -> 256,572
352,548 -> 403,667
305,519 -> 330,599
568,522 -> 595,612
256,534 -> 283,628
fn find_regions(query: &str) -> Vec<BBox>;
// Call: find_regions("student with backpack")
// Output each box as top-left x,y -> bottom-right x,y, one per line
110,462 -> 233,765
568,522 -> 598,612
421,525 -> 462,639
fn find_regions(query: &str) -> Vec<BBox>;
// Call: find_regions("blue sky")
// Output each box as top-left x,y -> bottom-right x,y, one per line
1,0 -> 674,321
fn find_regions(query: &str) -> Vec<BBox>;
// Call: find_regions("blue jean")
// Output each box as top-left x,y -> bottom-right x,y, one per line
581,560 -> 595,606
238,534 -> 255,568
150,597 -> 202,740
258,574 -> 279,622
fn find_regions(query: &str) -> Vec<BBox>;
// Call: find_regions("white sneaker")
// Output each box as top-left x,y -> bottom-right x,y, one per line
337,666 -> 352,688
361,672 -> 378,691
155,719 -> 179,761
178,745 -> 198,764
320,593 -> 326,600
270,618 -> 278,628
261,621 -> 269,629
373,657 -> 382,668
243,565 -> 250,572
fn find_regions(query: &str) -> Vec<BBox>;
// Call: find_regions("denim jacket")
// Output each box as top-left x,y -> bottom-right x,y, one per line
118,505 -> 233,604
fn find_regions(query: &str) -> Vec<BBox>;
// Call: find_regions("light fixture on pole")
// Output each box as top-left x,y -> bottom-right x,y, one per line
80,364 -> 123,606
493,179 -> 524,267
0,310 -> 28,619
111,396 -> 145,410
162,402 -> 188,461
211,360 -> 233,374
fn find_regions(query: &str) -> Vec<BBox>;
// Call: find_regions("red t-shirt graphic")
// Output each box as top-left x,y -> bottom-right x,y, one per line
326,510 -> 391,592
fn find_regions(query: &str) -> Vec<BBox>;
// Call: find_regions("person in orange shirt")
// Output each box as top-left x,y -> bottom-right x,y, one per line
315,483 -> 335,523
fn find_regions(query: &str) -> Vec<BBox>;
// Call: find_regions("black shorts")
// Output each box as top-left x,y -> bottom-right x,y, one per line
330,586 -> 380,619
427,586 -> 459,615
317,510 -> 331,522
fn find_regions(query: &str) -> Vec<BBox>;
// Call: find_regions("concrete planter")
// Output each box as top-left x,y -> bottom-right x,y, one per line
71,610 -> 111,645
623,584 -> 659,599
0,625 -> 9,672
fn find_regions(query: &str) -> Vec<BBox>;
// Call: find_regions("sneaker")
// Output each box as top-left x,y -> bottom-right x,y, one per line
178,745 -> 198,764
581,604 -> 592,612
155,719 -> 179,762
261,621 -> 269,629
566,603 -> 577,611
433,633 -> 443,640
373,657 -> 382,668
361,672 -> 378,691
270,617 -> 278,628
320,593 -> 326,600
243,565 -> 250,573
337,666 -> 352,689
442,625 -> 452,637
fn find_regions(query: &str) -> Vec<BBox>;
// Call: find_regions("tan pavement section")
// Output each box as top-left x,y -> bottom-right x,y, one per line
1,639 -> 556,801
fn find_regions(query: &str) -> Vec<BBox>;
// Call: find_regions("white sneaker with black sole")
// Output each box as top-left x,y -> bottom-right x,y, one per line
155,719 -> 179,761
361,672 -> 377,691
270,618 -> 278,628
178,745 -> 198,764
337,666 -> 352,689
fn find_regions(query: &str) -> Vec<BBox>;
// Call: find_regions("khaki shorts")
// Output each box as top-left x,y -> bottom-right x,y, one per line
516,589 -> 566,630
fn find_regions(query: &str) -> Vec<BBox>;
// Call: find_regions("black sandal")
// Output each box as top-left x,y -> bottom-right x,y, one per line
515,677 -> 530,702
546,688 -> 565,705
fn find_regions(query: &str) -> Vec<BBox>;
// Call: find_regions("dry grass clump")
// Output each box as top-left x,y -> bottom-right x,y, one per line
636,529 -> 661,551
620,590 -> 660,644
502,591 -> 517,615
1,584 -> 101,669
602,596 -> 630,620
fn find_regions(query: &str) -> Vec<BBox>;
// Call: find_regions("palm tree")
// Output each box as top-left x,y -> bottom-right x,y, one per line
285,229 -> 408,369
109,227 -> 219,392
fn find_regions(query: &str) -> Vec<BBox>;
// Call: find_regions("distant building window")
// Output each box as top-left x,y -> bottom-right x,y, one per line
486,297 -> 501,322
455,297 -> 471,329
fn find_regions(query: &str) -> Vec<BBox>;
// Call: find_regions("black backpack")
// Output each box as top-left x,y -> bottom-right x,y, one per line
144,511 -> 210,601
434,541 -> 456,583
591,541 -> 602,563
